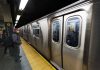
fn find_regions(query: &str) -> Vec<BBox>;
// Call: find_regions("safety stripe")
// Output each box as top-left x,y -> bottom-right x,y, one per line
21,38 -> 56,70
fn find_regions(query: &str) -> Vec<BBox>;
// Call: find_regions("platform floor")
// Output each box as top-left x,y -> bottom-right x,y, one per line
0,38 -> 56,70
21,38 -> 56,70
0,45 -> 32,70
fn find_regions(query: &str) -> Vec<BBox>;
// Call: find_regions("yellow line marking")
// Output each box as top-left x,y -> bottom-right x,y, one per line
21,38 -> 56,70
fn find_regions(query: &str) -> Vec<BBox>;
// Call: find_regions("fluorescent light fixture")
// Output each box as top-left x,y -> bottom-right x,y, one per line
19,0 -> 29,10
15,23 -> 17,26
15,21 -> 18,24
16,15 -> 21,20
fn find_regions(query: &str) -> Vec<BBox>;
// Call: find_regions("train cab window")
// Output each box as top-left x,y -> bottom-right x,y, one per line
52,20 -> 60,42
32,23 -> 40,37
34,29 -> 39,37
33,28 -> 39,37
66,16 -> 81,47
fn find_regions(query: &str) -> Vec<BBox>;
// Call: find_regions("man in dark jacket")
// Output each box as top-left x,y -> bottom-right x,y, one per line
3,30 -> 13,54
12,28 -> 21,62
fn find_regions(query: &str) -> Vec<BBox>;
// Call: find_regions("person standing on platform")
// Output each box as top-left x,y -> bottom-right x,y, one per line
12,28 -> 22,62
2,30 -> 13,55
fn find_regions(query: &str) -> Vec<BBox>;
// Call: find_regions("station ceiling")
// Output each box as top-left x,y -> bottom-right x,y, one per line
8,0 -> 78,28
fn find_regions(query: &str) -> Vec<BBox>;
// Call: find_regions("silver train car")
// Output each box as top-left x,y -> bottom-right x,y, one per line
19,0 -> 100,70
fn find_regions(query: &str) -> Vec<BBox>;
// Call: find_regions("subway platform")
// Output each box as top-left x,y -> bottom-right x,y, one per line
0,38 -> 56,70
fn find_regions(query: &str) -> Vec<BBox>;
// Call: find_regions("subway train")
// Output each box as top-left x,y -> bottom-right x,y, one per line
19,0 -> 100,70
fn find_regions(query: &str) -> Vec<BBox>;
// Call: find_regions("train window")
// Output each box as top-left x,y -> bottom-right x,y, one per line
52,20 -> 60,42
66,16 -> 81,47
34,29 -> 39,37
32,23 -> 40,37
33,28 -> 40,37
33,29 -> 35,35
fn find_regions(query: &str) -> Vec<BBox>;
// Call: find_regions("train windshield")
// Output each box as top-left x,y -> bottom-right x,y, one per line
32,23 -> 40,37
33,28 -> 39,37
52,20 -> 60,42
35,29 -> 39,37
66,16 -> 81,47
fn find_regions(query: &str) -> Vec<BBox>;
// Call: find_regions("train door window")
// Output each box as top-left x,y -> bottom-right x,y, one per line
65,15 -> 81,47
52,19 -> 60,42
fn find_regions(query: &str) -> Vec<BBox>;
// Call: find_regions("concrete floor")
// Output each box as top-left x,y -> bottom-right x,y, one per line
0,45 -> 32,70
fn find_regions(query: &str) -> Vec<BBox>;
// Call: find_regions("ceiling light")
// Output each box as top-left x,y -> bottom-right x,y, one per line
16,15 -> 21,21
15,23 -> 17,26
19,0 -> 29,10
15,21 -> 18,24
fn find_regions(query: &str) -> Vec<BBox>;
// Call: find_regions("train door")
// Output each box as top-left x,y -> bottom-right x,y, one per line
51,16 -> 63,68
32,22 -> 40,49
63,10 -> 88,70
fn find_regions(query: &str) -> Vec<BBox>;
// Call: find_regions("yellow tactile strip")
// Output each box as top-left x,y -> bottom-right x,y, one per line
21,38 -> 56,70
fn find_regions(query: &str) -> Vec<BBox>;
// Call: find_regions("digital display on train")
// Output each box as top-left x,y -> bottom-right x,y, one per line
66,16 -> 81,47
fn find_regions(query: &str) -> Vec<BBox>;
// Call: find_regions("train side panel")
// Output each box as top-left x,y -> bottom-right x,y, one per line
38,18 -> 50,59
